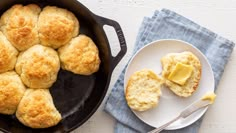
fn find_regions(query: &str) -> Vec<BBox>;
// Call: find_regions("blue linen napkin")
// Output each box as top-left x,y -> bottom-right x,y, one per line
104,9 -> 235,133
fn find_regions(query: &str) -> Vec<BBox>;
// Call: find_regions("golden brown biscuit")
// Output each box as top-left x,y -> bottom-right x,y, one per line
0,31 -> 18,73
16,89 -> 61,128
38,6 -> 79,49
15,45 -> 60,89
125,69 -> 162,111
161,51 -> 201,97
0,4 -> 41,51
58,35 -> 100,75
0,71 -> 26,115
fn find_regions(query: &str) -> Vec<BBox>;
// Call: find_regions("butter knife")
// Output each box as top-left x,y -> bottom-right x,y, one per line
148,99 -> 211,133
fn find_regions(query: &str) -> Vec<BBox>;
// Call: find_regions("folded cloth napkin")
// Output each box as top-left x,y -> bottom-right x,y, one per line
104,9 -> 235,133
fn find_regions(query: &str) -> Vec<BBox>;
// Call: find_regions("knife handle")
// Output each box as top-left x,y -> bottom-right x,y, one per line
147,115 -> 181,133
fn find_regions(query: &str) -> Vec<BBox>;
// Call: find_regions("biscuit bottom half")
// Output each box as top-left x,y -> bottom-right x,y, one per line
125,69 -> 163,111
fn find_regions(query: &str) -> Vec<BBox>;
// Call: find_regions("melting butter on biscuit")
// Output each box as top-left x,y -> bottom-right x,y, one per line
168,62 -> 194,85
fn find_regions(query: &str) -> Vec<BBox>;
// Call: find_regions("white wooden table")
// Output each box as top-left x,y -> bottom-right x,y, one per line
74,0 -> 236,133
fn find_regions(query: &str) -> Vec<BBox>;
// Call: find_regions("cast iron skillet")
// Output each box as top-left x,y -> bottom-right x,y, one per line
0,0 -> 127,132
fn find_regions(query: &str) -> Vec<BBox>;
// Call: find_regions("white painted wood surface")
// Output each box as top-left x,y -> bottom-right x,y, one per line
72,0 -> 236,133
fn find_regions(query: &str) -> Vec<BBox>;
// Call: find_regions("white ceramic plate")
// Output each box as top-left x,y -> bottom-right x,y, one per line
124,39 -> 214,130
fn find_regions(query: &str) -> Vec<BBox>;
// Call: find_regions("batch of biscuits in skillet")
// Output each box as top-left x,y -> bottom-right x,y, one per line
0,4 -> 100,128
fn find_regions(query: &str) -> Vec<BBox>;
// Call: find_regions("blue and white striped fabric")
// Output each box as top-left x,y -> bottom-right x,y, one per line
104,9 -> 235,133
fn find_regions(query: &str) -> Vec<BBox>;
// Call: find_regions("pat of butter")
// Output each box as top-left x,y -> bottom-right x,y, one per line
202,92 -> 216,104
168,62 -> 193,85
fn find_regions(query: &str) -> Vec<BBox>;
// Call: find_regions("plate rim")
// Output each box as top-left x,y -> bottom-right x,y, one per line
124,39 -> 215,130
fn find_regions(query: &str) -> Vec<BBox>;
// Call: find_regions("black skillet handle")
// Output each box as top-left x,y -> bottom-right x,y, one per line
95,15 -> 127,70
